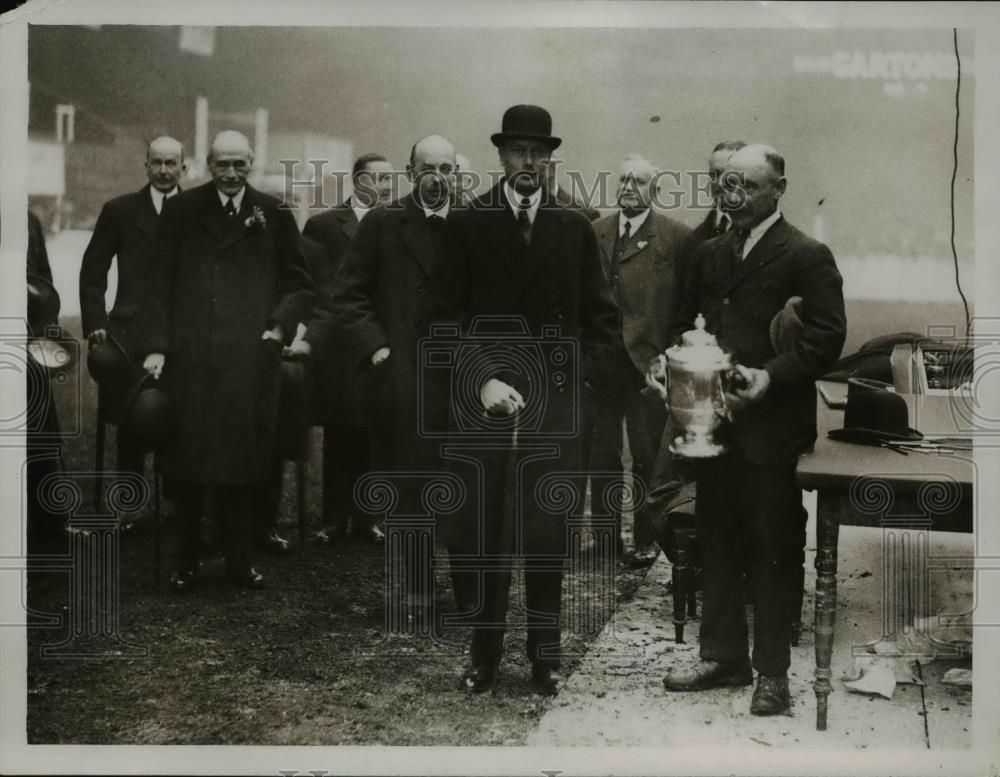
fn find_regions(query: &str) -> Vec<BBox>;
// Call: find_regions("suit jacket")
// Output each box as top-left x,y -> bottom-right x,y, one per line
326,194 -> 461,468
439,182 -> 619,555
138,182 -> 313,484
688,208 -> 730,249
302,197 -> 360,255
80,184 -> 173,357
675,215 -> 846,466
552,184 -> 601,222
301,202 -> 367,427
593,209 -> 692,373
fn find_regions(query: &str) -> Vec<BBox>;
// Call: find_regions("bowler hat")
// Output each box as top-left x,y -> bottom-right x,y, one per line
276,356 -> 311,461
86,335 -> 133,389
769,296 -> 804,355
828,377 -> 922,446
491,104 -> 562,150
120,373 -> 173,452
26,273 -> 60,334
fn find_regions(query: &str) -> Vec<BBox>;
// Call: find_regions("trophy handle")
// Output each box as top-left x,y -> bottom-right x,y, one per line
646,353 -> 669,402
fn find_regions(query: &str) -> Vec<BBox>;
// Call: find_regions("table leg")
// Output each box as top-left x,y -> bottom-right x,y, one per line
814,495 -> 839,731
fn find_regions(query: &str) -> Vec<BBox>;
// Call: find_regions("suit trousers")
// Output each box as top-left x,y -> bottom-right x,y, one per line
172,481 -> 259,574
695,451 -> 806,675
323,424 -> 374,533
446,447 -> 566,671
588,347 -> 667,547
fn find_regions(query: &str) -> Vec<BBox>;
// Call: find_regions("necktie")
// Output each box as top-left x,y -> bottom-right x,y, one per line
731,227 -> 750,273
617,219 -> 632,259
426,213 -> 445,229
225,198 -> 237,219
719,212 -> 732,235
517,197 -> 533,245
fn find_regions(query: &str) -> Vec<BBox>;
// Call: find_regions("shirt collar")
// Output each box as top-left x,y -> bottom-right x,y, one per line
503,181 -> 542,222
618,207 -> 651,237
350,197 -> 372,223
150,186 -> 178,214
713,207 -> 732,231
422,202 -> 450,219
217,186 -> 246,212
741,208 -> 782,260
747,208 -> 781,244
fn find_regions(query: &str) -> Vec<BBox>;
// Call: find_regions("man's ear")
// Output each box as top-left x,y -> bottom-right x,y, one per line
405,164 -> 415,184
776,177 -> 787,199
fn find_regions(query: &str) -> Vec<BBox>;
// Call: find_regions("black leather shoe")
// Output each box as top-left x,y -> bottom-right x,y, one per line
530,666 -> 564,697
458,665 -> 496,693
662,658 -> 753,691
168,570 -> 196,594
255,531 -> 291,555
357,524 -> 385,545
229,568 -> 265,590
750,672 -> 790,716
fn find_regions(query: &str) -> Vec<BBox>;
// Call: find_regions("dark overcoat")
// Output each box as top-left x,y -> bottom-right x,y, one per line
301,202 -> 368,428
326,194 -> 461,470
593,208 -> 692,372
674,216 -> 846,466
139,182 -> 313,484
437,183 -> 619,557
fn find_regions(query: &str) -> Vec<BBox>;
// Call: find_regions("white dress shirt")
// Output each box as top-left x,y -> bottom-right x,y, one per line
618,207 -> 651,239
421,202 -> 450,219
150,186 -> 178,215
217,186 -> 246,213
351,197 -> 372,224
741,208 -> 782,260
503,181 -> 542,224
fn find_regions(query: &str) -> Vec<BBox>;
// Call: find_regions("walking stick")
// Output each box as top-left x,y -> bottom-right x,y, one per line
153,453 -> 161,583
297,455 -> 307,558
94,398 -> 105,511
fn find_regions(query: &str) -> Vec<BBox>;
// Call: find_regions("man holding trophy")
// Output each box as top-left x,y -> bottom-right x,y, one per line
650,144 -> 846,716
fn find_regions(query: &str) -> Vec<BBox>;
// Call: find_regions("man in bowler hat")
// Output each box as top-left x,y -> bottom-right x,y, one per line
439,105 -> 618,695
140,130 -> 312,592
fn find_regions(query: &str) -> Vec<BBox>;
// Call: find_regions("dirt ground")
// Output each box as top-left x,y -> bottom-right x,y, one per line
25,318 -> 651,745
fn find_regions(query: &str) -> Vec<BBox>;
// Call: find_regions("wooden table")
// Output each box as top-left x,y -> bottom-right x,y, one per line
796,381 -> 974,731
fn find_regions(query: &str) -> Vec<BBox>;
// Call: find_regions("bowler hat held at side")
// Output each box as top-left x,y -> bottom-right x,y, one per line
828,377 -> 922,446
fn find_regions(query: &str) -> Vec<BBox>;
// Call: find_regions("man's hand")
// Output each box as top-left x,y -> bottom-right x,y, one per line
371,346 -> 391,367
480,378 -> 525,416
282,322 -> 311,360
724,364 -> 770,412
87,329 -> 108,346
143,353 -> 165,379
644,354 -> 668,401
261,325 -> 284,347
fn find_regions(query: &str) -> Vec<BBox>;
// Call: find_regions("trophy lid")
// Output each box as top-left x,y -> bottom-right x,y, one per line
668,314 -> 730,369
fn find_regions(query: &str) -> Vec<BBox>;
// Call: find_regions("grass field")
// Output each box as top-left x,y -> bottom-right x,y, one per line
25,316 -> 649,745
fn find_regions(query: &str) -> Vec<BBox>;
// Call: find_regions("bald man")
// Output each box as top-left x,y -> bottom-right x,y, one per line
589,155 -> 692,564
80,136 -> 186,491
139,130 -> 313,592
320,134 -> 463,623
658,144 -> 845,715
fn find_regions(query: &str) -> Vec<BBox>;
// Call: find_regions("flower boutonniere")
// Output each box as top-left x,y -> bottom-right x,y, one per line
637,240 -> 648,250
245,206 -> 267,231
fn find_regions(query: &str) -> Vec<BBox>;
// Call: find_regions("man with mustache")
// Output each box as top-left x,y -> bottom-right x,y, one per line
140,130 -> 313,592
657,143 -> 845,715
79,136 -> 185,504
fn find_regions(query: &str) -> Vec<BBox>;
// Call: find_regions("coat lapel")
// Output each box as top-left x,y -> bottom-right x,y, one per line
338,202 -> 360,241
594,216 -> 617,278
618,212 -> 656,264
132,185 -> 159,240
196,183 -> 232,246
218,185 -> 263,253
724,216 -> 788,293
400,195 -> 437,278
